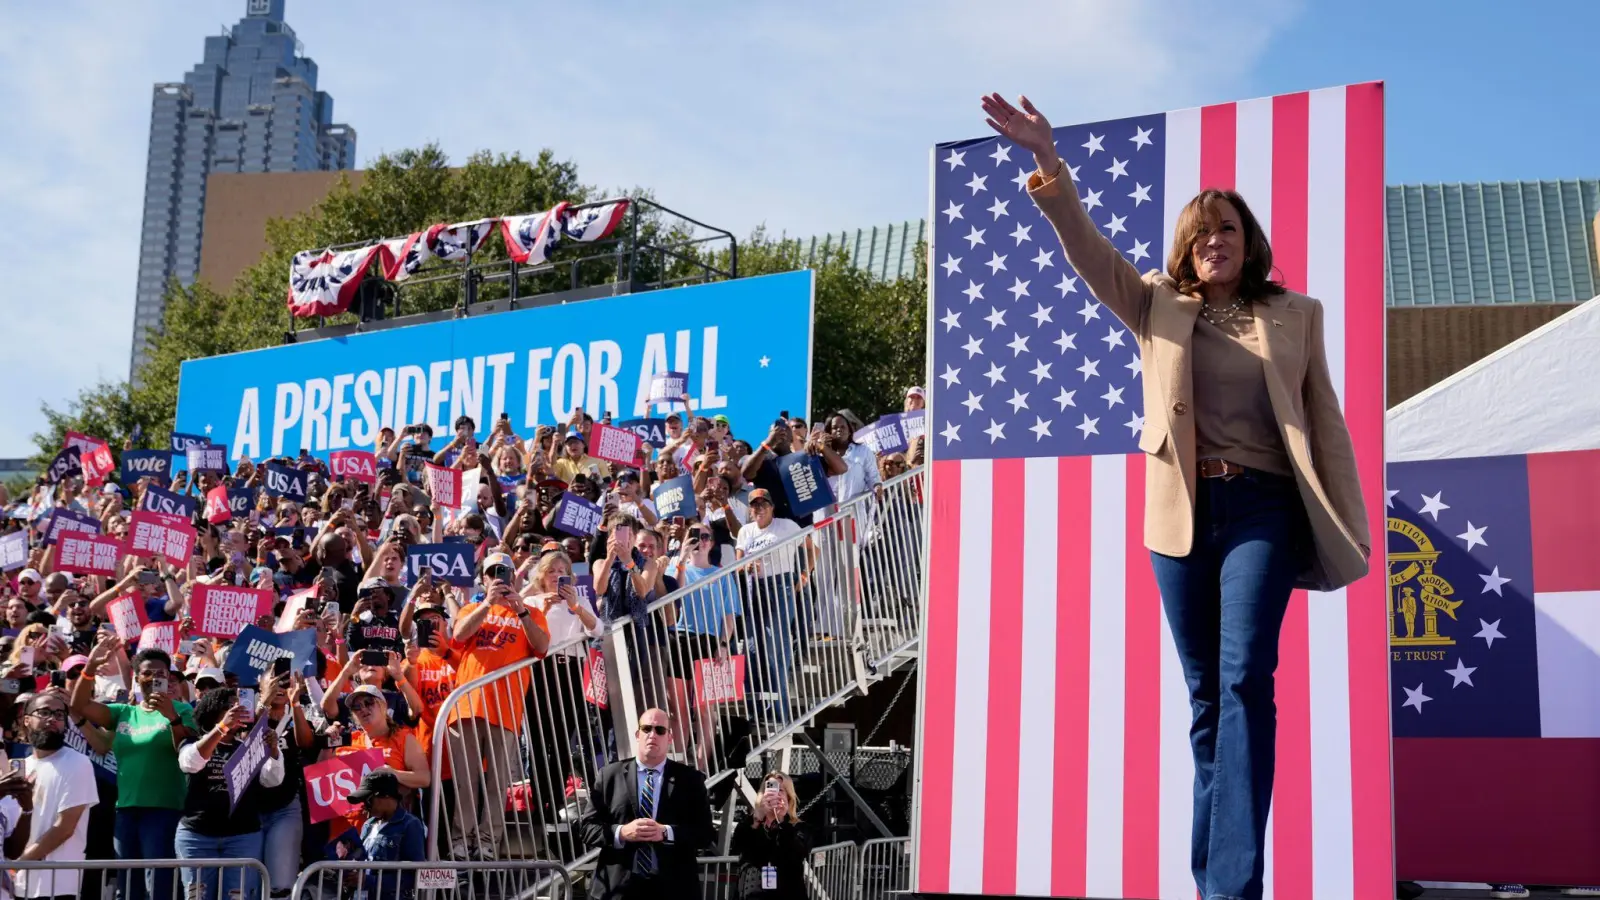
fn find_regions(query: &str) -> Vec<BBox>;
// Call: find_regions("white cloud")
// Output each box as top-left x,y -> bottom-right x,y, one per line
0,0 -> 1299,457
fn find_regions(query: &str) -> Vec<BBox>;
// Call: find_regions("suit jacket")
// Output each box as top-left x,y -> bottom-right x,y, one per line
1029,167 -> 1370,592
580,757 -> 713,899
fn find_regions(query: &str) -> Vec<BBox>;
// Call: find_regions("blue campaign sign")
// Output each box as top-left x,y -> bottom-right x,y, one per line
406,542 -> 477,586
139,484 -> 197,519
121,450 -> 171,485
174,271 -> 815,462
651,474 -> 698,520
227,487 -> 258,517
225,625 -> 319,683
776,451 -> 836,518
262,463 -> 308,501
614,418 -> 669,447
170,433 -> 211,454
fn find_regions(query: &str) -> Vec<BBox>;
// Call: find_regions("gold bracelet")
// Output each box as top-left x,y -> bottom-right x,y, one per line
1043,157 -> 1065,180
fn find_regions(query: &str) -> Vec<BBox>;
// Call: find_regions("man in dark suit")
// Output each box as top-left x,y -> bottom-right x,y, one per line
581,707 -> 714,899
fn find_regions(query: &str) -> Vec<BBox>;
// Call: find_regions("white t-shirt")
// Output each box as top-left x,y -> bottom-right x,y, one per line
0,792 -> 22,900
735,517 -> 805,576
19,748 -> 99,898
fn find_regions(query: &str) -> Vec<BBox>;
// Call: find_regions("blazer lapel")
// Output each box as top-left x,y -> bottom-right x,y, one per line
625,759 -> 640,820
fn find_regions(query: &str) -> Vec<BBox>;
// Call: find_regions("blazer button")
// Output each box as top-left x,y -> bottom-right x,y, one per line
1173,401 -> 1188,415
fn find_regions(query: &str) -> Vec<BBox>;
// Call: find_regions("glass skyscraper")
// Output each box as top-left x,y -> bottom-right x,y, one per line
131,0 -> 356,375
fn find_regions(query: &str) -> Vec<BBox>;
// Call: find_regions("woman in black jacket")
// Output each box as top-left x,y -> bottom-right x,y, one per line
731,772 -> 810,899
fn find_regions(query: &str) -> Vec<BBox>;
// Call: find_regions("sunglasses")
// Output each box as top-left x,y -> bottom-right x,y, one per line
350,697 -> 382,711
637,724 -> 669,736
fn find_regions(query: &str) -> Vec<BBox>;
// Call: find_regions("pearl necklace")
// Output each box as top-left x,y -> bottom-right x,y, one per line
1201,297 -> 1249,327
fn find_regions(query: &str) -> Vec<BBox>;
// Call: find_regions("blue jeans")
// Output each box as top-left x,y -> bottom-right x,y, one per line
746,573 -> 797,715
1150,469 -> 1310,900
259,800 -> 304,896
173,825 -> 265,900
113,806 -> 181,900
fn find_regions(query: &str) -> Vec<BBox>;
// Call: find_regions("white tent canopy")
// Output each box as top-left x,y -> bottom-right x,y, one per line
1387,294 -> 1600,462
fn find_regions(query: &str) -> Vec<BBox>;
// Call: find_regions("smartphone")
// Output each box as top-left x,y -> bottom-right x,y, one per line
229,550 -> 246,569
0,680 -> 19,695
151,675 -> 169,696
323,601 -> 341,619
18,647 -> 33,668
671,515 -> 686,528
137,570 -> 161,587
272,656 -> 292,678
763,779 -> 781,797
499,412 -> 509,421
359,649 -> 389,668
8,759 -> 24,775
237,687 -> 257,723
49,671 -> 66,689
779,410 -> 789,421
557,575 -> 574,589
415,617 -> 436,649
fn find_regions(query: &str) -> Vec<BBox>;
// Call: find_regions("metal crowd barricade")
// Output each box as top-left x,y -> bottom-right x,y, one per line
291,860 -> 571,900
842,468 -> 926,673
603,507 -> 870,782
7,858 -> 271,900
696,855 -> 742,900
426,633 -> 621,866
857,836 -> 912,900
805,840 -> 861,900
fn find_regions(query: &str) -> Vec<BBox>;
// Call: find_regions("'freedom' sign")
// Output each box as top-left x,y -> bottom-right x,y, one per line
191,584 -> 275,639
590,423 -> 641,468
56,533 -> 125,577
405,542 -> 476,586
424,463 -> 463,508
329,450 -> 378,484
262,463 -> 308,501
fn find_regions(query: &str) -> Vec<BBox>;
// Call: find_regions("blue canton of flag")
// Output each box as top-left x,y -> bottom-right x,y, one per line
930,114 -> 1164,461
1386,456 -> 1541,738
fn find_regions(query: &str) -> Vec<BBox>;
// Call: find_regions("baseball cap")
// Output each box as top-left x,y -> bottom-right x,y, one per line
61,655 -> 89,674
357,578 -> 395,599
195,667 -> 227,688
537,478 -> 568,491
349,684 -> 386,702
712,414 -> 730,427
749,488 -> 774,505
564,428 -> 586,443
906,386 -> 926,399
17,569 -> 41,585
347,769 -> 403,803
538,541 -> 565,557
480,551 -> 514,576
614,469 -> 639,484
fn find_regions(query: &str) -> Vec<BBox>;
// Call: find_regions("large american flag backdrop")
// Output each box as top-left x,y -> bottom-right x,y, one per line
913,83 -> 1392,899
1389,449 -> 1600,885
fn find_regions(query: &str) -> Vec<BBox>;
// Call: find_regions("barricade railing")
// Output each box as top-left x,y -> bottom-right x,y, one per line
426,632 -> 621,866
857,836 -> 912,900
696,855 -> 742,900
6,858 -> 271,900
291,860 -> 571,900
839,468 -> 926,672
603,507 -> 869,781
806,840 -> 862,900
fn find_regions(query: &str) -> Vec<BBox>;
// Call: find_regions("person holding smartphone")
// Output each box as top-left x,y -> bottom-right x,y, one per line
174,687 -> 282,900
442,552 -> 549,861
70,638 -> 195,900
731,772 -> 810,899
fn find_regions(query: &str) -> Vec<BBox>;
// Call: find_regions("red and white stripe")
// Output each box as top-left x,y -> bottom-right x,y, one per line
913,82 -> 1391,899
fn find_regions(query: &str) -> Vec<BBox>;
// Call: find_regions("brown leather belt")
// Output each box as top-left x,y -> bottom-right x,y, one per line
1197,457 -> 1246,480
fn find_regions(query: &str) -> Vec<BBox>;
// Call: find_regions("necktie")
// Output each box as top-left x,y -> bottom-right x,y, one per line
634,767 -> 659,876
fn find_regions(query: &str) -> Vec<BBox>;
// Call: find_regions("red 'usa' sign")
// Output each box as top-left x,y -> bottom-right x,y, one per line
330,450 -> 378,484
304,750 -> 385,824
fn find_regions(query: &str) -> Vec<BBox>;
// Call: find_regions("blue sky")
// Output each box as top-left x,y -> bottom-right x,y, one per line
0,0 -> 1594,457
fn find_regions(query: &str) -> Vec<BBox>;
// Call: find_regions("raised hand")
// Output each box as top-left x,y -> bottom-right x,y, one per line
981,93 -> 1059,171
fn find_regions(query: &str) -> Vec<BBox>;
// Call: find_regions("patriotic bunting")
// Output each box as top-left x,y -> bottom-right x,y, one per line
287,244 -> 382,317
286,200 -> 632,317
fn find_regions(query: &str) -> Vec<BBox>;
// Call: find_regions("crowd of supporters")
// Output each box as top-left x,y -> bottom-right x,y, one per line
0,390 -> 926,896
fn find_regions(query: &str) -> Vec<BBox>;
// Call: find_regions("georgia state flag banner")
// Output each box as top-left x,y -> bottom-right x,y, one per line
1388,448 -> 1600,885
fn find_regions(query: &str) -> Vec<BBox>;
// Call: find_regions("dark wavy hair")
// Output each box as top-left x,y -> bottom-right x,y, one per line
1165,189 -> 1285,302
193,686 -> 239,732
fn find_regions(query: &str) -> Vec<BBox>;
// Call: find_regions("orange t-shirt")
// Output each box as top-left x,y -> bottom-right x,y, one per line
410,650 -> 457,778
446,601 -> 547,731
334,725 -> 417,835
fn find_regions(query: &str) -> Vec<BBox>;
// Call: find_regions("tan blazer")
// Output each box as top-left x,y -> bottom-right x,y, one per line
1028,169 -> 1370,592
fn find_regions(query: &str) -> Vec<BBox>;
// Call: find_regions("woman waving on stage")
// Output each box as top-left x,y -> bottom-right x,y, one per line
982,92 -> 1370,900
